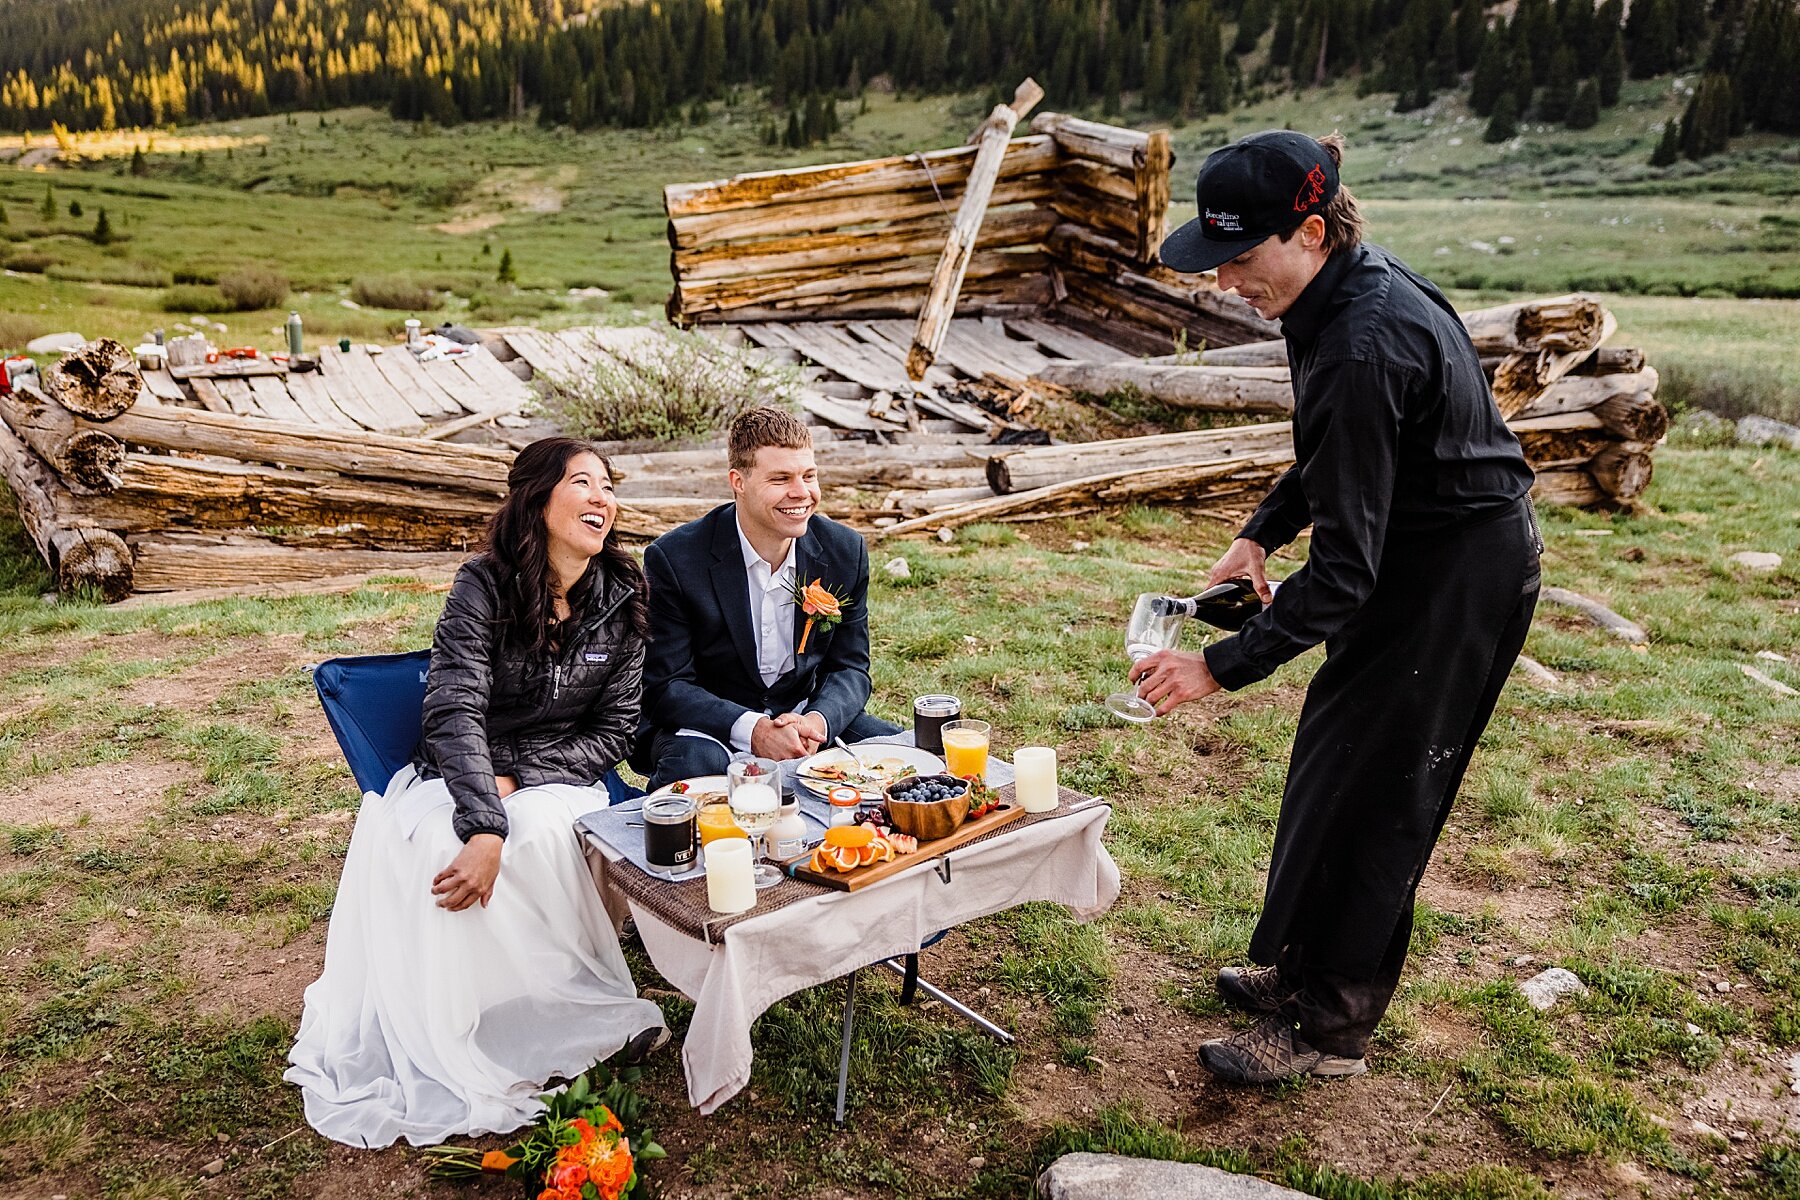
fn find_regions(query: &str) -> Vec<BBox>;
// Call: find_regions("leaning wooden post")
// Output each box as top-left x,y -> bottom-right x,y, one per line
906,78 -> 1044,382
0,415 -> 133,600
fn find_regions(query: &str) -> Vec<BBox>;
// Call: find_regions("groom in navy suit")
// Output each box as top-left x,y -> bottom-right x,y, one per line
640,406 -> 899,791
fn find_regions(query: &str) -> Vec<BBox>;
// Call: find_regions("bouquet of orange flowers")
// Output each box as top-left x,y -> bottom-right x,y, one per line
423,1065 -> 664,1200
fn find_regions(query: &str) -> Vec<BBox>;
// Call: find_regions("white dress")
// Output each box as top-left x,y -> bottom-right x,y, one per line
285,766 -> 665,1148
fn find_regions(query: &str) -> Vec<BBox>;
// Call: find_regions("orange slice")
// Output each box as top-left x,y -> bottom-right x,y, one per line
855,843 -> 880,867
830,846 -> 861,872
823,825 -> 874,850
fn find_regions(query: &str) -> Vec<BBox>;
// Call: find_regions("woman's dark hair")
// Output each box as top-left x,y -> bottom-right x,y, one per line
483,437 -> 649,653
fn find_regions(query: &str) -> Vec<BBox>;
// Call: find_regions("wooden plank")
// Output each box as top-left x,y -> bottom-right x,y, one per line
369,346 -> 461,418
210,378 -> 262,417
312,349 -> 413,431
754,323 -> 910,394
1002,317 -> 1133,362
140,369 -> 187,404
285,363 -> 386,430
324,347 -> 428,430
451,346 -> 537,411
953,320 -> 1051,377
845,323 -> 957,388
794,390 -> 885,433
245,374 -> 315,425
788,800 -> 1027,891
1028,112 -> 1150,171
168,357 -> 288,380
186,377 -> 233,414
418,356 -> 502,415
664,135 -> 1059,217
501,328 -> 590,384
673,247 -> 1051,318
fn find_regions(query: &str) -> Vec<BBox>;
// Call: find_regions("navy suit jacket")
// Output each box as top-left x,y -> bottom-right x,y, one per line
642,504 -> 873,745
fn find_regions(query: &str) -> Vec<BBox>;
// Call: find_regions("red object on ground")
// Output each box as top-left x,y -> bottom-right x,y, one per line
0,355 -> 36,396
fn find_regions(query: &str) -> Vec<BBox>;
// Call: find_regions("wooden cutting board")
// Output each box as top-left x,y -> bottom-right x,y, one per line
787,800 -> 1026,892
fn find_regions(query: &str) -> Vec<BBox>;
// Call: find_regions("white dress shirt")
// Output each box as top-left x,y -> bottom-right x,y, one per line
724,519 -> 798,752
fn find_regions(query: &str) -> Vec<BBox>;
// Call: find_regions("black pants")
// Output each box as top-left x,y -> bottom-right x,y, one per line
1253,500 -> 1540,1057
643,710 -> 902,793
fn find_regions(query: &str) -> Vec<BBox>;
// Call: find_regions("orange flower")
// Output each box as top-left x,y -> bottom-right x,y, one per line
801,579 -> 842,618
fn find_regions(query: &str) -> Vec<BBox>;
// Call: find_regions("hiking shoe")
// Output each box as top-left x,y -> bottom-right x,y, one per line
1197,1013 -> 1368,1084
1216,965 -> 1297,1016
618,1025 -> 670,1067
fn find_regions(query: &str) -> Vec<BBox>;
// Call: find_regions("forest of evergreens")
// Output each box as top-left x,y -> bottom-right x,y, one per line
1,0 -> 1796,159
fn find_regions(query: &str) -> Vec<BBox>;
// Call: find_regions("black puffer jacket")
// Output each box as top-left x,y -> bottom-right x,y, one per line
415,554 -> 645,842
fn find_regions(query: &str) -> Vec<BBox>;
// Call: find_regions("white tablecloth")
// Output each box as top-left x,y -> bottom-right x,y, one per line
586,800 -> 1118,1113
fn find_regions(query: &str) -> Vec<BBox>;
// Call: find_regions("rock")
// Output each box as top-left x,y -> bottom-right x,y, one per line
1071,540 -> 1090,551
1685,1023 -> 1703,1036
1509,954 -> 1536,967
968,1156 -> 987,1169
1036,1154 -> 1312,1200
26,332 -> 87,355
1692,1120 -> 1723,1140
1518,966 -> 1587,1011
1741,665 -> 1800,697
1736,414 -> 1800,451
123,907 -> 139,919
1714,980 -> 1732,993
1757,650 -> 1790,663
1789,1051 -> 1800,1094
1512,657 -> 1558,687
883,556 -> 912,580
937,527 -> 955,543
339,298 -> 362,309
200,1158 -> 225,1176
1727,551 -> 1783,572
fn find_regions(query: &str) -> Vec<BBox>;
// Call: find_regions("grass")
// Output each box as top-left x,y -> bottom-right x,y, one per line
4,442 -> 1795,1196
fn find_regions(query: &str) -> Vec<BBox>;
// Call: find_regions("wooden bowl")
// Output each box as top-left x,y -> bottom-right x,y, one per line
882,774 -> 972,842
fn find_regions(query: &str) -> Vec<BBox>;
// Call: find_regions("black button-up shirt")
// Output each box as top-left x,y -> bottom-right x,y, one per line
1203,242 -> 1535,691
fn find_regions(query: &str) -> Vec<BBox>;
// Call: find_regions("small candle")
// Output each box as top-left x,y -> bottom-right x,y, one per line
704,838 -> 756,914
1013,746 -> 1059,813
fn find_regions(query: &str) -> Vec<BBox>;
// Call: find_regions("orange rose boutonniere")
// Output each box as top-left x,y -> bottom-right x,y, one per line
791,577 -> 852,654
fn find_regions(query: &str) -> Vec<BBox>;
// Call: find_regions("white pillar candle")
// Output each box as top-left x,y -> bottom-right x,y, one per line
1013,746 -> 1059,813
704,838 -> 756,914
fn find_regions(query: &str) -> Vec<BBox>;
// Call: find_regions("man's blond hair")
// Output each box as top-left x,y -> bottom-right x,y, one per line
1279,133 -> 1364,257
728,406 -> 812,472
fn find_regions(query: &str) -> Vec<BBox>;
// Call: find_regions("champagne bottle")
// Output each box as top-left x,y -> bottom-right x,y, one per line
1151,578 -> 1274,632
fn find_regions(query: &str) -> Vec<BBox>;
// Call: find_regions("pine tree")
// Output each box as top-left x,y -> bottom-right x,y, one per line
1566,79 -> 1601,128
1626,0 -> 1678,76
1598,31 -> 1625,107
784,109 -> 801,149
1456,0 -> 1488,70
497,247 -> 516,284
69,199 -> 83,218
0,204 -> 8,227
40,185 -> 55,222
1470,29 -> 1508,115
90,207 -> 113,245
1485,90 -> 1520,141
1540,45 -> 1579,121
130,145 -> 147,176
1679,73 -> 1735,158
1650,119 -> 1680,165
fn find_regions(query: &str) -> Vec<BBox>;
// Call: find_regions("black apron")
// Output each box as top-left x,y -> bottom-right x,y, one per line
1248,498 -> 1541,979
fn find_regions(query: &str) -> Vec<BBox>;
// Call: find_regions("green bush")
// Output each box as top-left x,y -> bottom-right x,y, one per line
0,313 -> 50,350
217,267 -> 288,311
539,329 -> 804,443
47,262 -> 172,288
161,284 -> 236,314
2,250 -> 53,273
350,275 -> 443,310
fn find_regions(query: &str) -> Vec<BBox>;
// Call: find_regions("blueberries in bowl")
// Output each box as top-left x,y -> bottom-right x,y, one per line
885,773 -> 970,804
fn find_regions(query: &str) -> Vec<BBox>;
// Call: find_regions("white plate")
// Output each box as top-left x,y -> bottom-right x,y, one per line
792,744 -> 945,800
646,775 -> 731,805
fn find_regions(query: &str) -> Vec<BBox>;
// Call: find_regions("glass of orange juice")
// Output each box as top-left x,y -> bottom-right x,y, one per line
697,800 -> 745,845
941,719 -> 990,782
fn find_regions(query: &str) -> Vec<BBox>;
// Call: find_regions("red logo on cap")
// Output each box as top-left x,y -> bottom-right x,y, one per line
1294,164 -> 1327,213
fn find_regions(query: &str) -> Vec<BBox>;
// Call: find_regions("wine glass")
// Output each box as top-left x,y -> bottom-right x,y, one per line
727,754 -> 784,889
1104,593 -> 1186,723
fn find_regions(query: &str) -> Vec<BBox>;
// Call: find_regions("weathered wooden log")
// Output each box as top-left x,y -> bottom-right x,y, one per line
1049,183 -> 1145,246
1135,130 -> 1173,266
907,79 -> 1044,382
667,171 -> 1058,252
684,276 -> 1055,324
1029,112 -> 1153,172
0,414 -> 132,599
986,423 -> 1296,493
0,385 -> 126,490
1460,294 -> 1608,356
664,134 -> 1060,219
874,450 -> 1292,538
43,338 -> 141,420
87,402 -> 516,493
1531,468 -> 1606,508
127,532 -> 468,594
1035,361 -> 1294,413
1048,223 -> 1277,343
1569,346 -> 1646,376
674,206 -> 1056,284
676,247 -> 1050,317
1510,368 -> 1661,424
1588,443 -> 1655,500
1490,311 -> 1620,418
1060,273 -> 1275,356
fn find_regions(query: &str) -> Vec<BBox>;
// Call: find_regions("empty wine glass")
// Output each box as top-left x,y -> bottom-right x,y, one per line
1104,593 -> 1186,723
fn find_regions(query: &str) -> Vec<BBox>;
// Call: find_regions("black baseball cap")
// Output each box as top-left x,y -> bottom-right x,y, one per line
1158,130 -> 1339,274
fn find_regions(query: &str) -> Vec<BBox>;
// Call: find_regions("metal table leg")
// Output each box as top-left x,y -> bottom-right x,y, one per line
879,957 -> 1015,1043
834,968 -> 858,1126
898,952 -> 920,1005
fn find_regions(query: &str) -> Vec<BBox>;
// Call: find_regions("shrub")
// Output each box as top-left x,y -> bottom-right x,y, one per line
161,284 -> 236,314
171,268 -> 217,285
2,250 -> 53,273
0,313 -> 50,350
47,262 -> 171,288
539,329 -> 805,443
350,276 -> 442,310
217,267 -> 288,311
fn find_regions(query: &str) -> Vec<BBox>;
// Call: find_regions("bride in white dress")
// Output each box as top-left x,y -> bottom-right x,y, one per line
287,438 -> 668,1148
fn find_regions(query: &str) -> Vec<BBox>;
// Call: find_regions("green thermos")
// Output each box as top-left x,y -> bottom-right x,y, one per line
285,311 -> 304,356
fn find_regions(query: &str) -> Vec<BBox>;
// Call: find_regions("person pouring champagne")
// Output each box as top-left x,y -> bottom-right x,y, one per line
1128,130 -> 1541,1085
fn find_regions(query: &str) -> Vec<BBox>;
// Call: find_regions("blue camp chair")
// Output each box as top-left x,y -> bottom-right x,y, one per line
312,648 -> 640,805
